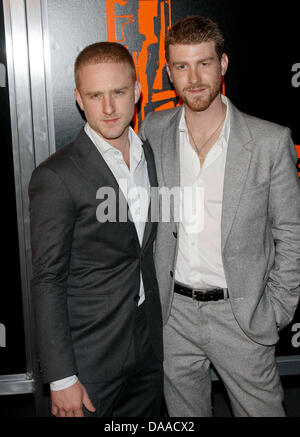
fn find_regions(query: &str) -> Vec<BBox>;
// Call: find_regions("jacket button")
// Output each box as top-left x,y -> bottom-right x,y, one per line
134,294 -> 140,301
173,232 -> 177,238
170,271 -> 174,278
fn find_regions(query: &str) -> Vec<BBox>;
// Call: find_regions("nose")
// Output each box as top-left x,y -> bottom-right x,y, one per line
102,94 -> 115,115
188,66 -> 200,85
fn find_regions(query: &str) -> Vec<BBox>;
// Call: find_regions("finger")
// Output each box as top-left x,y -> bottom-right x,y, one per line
66,409 -> 75,417
51,406 -> 58,417
74,408 -> 84,417
83,394 -> 96,413
58,408 -> 66,417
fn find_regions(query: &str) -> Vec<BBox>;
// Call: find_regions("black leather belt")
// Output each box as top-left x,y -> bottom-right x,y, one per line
174,283 -> 228,302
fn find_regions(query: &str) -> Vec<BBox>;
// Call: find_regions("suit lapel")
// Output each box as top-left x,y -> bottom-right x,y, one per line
143,140 -> 157,189
141,140 -> 157,248
221,101 -> 253,251
160,107 -> 182,225
161,107 -> 182,190
71,129 -> 121,191
70,129 -> 139,245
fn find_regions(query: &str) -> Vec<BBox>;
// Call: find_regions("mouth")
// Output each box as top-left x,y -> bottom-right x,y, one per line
186,87 -> 206,95
102,118 -> 119,125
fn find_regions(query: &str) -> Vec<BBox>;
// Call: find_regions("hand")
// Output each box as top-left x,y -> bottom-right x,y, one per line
51,380 -> 96,417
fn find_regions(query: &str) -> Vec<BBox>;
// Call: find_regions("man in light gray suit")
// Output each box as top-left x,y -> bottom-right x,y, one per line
140,15 -> 300,416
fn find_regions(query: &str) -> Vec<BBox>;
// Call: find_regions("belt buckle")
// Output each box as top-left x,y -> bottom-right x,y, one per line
192,288 -> 217,301
192,289 -> 202,300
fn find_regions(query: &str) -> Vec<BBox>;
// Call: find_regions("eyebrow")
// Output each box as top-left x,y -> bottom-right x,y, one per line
85,86 -> 130,96
172,56 -> 215,65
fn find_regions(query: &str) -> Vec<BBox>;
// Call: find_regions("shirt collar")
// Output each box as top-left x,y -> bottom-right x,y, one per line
179,94 -> 231,148
84,123 -> 144,161
128,125 -> 144,163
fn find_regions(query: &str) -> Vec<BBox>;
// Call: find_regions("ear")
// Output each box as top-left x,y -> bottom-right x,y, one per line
134,80 -> 142,104
220,53 -> 229,76
166,63 -> 173,83
74,88 -> 84,111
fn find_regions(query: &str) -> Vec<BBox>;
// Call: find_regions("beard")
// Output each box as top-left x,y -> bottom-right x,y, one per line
180,76 -> 222,112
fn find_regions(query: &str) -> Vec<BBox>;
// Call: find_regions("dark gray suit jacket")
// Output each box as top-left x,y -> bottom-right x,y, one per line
29,129 -> 163,384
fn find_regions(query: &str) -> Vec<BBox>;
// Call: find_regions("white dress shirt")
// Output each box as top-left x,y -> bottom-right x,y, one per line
175,95 -> 231,289
50,124 -> 150,391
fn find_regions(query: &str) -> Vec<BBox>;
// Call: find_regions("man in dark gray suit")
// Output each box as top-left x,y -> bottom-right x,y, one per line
29,42 -> 163,417
140,16 -> 300,416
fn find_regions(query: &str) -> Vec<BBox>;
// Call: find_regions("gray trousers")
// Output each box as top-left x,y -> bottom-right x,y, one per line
163,292 -> 285,417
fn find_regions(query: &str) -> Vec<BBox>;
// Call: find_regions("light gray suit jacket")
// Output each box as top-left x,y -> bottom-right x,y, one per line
140,98 -> 300,346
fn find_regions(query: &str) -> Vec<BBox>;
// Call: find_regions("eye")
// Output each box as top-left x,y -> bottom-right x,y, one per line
114,89 -> 125,96
201,59 -> 214,67
176,64 -> 186,71
91,93 -> 101,100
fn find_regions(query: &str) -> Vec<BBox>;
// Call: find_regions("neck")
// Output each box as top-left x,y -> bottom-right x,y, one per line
185,93 -> 225,132
184,94 -> 227,166
108,128 -> 130,154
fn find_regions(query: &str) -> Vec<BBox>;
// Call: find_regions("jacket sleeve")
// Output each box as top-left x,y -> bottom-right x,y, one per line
267,128 -> 300,330
29,165 -> 78,383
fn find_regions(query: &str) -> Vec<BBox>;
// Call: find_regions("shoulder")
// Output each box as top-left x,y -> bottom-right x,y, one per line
242,112 -> 295,161
228,99 -> 293,158
33,129 -> 87,176
228,97 -> 290,141
140,106 -> 182,140
229,102 -> 298,170
243,112 -> 290,140
29,129 -> 89,191
145,106 -> 181,124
